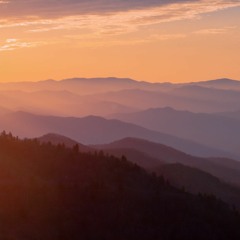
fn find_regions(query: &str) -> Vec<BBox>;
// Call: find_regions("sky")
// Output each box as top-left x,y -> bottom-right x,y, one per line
0,0 -> 240,83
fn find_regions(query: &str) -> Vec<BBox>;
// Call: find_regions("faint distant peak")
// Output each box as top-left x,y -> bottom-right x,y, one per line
136,107 -> 193,115
80,115 -> 107,121
145,106 -> 176,113
112,137 -> 159,145
208,78 -> 239,83
192,78 -> 240,85
60,77 -> 137,84
106,137 -> 189,155
39,133 -> 79,143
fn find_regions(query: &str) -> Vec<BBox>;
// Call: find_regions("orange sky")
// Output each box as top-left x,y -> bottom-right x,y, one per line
1,0 -> 240,83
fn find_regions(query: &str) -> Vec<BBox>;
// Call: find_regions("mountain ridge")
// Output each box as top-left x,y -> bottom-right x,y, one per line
94,137 -> 240,186
0,111 -> 232,159
112,107 -> 240,157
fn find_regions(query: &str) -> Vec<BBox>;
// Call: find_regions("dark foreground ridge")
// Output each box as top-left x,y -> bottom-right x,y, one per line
0,132 -> 240,240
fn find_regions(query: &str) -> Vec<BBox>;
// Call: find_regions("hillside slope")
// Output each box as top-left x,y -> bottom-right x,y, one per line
95,137 -> 240,185
156,163 -> 240,209
0,132 -> 239,240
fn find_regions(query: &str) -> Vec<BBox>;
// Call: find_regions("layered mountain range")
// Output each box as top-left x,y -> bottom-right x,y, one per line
1,77 -> 240,238
1,77 -> 240,179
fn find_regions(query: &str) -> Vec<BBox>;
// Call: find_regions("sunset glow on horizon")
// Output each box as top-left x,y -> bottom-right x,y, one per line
1,0 -> 240,83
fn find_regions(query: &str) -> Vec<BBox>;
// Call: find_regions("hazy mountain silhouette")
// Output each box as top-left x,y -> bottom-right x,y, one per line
95,137 -> 240,186
1,77 -> 239,94
0,111 -> 231,158
112,107 -> 240,157
98,86 -> 240,113
0,77 -> 173,95
171,84 -> 240,102
1,78 -> 240,116
0,90 -> 136,117
156,163 -> 240,209
189,78 -> 240,90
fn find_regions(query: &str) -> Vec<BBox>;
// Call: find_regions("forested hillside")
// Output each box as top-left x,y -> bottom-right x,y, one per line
0,132 -> 239,240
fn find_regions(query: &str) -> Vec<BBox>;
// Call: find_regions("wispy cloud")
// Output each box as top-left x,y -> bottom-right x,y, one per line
0,39 -> 44,52
0,0 -> 239,51
1,0 -> 240,37
151,34 -> 187,41
0,1 -> 197,18
193,26 -> 237,35
5,38 -> 18,43
2,1 -> 240,19
0,0 -> 240,39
